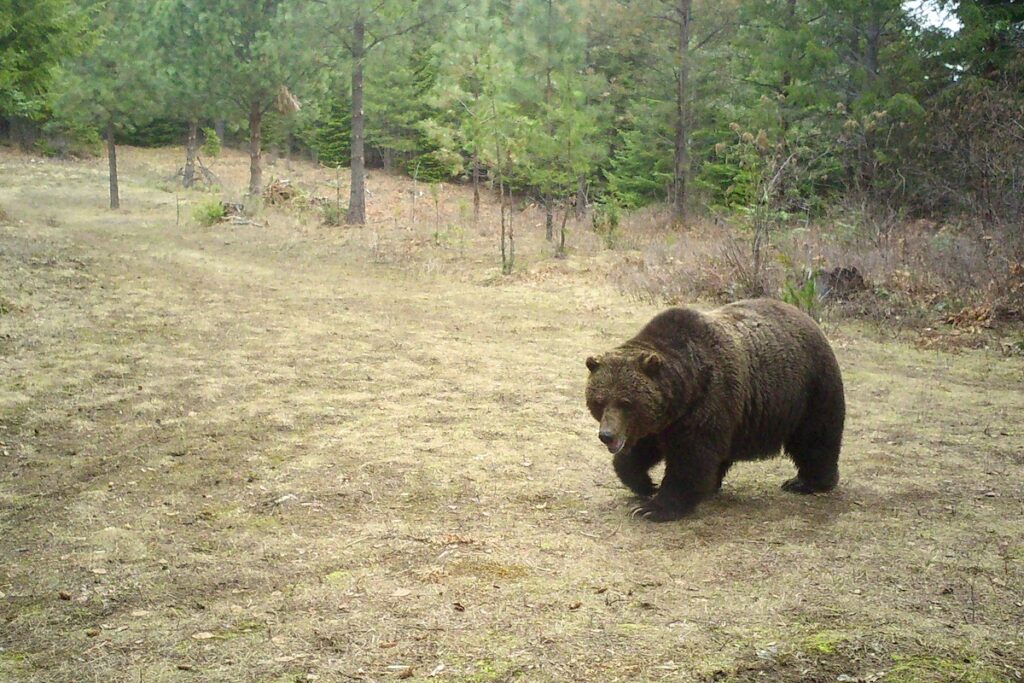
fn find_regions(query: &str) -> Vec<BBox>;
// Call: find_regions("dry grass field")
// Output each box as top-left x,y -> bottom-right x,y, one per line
1,147 -> 1022,682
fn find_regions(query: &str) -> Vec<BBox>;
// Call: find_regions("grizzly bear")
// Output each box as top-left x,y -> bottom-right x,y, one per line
585,299 -> 845,522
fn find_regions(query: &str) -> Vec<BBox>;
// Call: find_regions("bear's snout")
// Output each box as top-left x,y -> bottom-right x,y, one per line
599,430 -> 626,455
596,407 -> 629,454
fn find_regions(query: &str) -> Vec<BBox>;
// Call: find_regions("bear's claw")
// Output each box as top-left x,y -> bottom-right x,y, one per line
630,501 -> 685,522
630,505 -> 651,519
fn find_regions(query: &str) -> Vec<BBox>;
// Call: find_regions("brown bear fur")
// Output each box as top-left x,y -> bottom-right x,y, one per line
585,298 -> 845,522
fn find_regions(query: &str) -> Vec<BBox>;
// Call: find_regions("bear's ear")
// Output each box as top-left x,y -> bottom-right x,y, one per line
639,351 -> 662,377
586,356 -> 601,373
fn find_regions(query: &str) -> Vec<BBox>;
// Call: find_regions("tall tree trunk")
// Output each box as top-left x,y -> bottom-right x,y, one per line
557,202 -> 570,258
248,100 -> 263,196
865,9 -> 882,85
347,16 -> 367,225
499,179 -> 507,272
780,0 -> 797,135
671,0 -> 692,224
545,198 -> 554,241
107,121 -> 120,210
862,10 -> 883,191
214,118 -> 226,144
575,173 -> 587,218
472,153 -> 480,229
492,99 -> 511,274
470,61 -> 483,232
775,0 -> 799,203
508,189 -> 515,271
543,0 -> 555,241
842,25 -> 859,191
183,118 -> 198,189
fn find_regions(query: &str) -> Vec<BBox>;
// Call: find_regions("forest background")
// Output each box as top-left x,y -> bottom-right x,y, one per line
2,0 -> 1022,327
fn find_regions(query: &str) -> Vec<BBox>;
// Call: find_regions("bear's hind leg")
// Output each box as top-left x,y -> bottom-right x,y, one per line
782,402 -> 842,495
613,436 -> 662,498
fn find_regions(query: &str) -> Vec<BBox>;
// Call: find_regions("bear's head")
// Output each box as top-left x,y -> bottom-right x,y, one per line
585,350 -> 668,455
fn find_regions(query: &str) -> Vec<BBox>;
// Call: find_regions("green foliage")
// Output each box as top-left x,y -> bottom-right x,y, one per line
201,127 -> 221,157
121,117 -> 185,147
424,0 -> 606,210
503,0 -> 608,203
321,203 -> 345,227
886,654 -> 1007,683
432,223 -> 466,249
782,273 -> 821,322
687,0 -> 946,215
697,125 -> 779,212
697,119 -> 841,217
605,124 -> 672,209
0,0 -> 88,118
591,199 -> 622,249
167,0 -> 325,117
155,0 -> 328,193
260,111 -> 292,154
49,0 -> 158,135
17,0 -> 1011,230
696,134 -> 762,210
37,118 -> 102,158
193,199 -> 226,226
367,41 -> 446,176
421,0 -> 508,180
956,0 -> 1024,79
311,96 -> 352,168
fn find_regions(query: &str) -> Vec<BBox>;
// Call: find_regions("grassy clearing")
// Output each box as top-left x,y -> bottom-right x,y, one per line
0,147 -> 1022,682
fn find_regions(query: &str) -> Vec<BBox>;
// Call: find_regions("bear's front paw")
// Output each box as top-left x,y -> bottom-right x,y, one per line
627,482 -> 657,499
630,500 -> 687,523
781,476 -> 837,495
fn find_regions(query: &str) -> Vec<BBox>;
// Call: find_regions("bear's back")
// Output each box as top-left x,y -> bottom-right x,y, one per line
634,299 -> 842,458
711,299 -> 844,456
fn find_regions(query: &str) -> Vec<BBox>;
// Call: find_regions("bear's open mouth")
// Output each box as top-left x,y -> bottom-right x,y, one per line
606,437 -> 627,455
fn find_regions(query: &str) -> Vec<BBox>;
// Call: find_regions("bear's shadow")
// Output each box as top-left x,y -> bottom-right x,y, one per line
597,478 -> 889,548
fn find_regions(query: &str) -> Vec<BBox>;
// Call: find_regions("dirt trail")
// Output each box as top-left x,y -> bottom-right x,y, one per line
1,149 -> 1022,682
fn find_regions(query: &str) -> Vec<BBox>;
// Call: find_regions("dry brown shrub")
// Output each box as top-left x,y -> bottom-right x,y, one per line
609,218 -> 789,305
607,203 -> 1023,340
262,178 -> 303,206
914,74 -> 1024,224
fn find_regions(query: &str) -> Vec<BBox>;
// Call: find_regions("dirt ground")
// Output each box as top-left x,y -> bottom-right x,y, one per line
1,147 -> 1022,683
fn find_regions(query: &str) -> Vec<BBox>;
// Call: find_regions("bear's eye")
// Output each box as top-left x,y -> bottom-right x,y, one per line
618,399 -> 633,410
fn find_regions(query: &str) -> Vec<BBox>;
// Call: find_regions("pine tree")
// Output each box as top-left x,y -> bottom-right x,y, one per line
150,0 -> 231,187
505,0 -> 591,239
0,0 -> 87,125
173,0 -> 325,196
423,0 -> 507,227
957,0 -> 1024,78
323,0 -> 440,224
605,128 -> 674,208
368,40 -> 449,182
315,96 -> 352,168
50,0 -> 156,209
